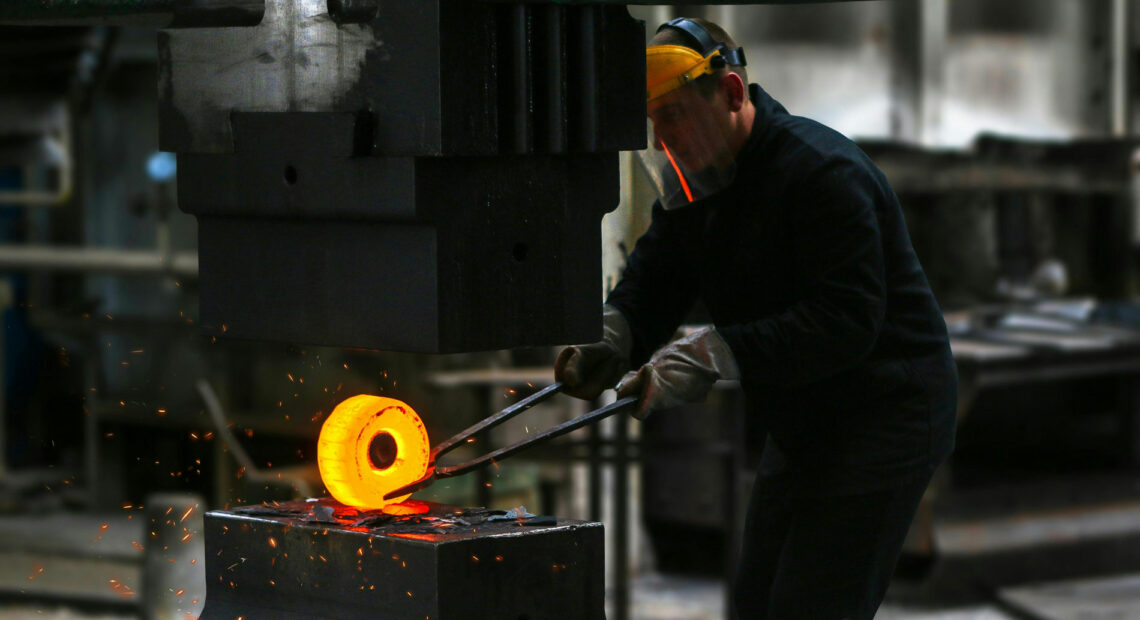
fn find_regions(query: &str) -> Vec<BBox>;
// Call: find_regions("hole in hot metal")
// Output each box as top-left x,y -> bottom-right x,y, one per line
283,165 -> 298,186
368,432 -> 398,471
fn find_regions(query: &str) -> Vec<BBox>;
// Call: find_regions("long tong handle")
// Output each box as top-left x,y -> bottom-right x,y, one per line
430,382 -> 564,462
434,396 -> 638,478
383,396 -> 638,500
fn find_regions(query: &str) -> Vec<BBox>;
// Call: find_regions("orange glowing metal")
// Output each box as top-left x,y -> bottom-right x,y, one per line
662,142 -> 694,203
317,395 -> 430,509
382,499 -> 430,516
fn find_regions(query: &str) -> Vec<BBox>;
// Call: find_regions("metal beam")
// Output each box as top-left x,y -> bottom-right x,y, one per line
0,0 -> 263,28
494,1 -> 876,4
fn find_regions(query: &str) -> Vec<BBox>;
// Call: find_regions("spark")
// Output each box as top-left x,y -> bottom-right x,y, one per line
108,578 -> 134,598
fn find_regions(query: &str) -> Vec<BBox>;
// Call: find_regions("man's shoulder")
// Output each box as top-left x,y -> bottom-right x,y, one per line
767,115 -> 867,169
758,115 -> 883,192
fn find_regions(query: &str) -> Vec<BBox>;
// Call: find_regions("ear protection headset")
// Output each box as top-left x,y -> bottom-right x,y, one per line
657,17 -> 747,69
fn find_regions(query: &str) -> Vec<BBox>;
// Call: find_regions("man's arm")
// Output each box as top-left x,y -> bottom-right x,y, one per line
717,161 -> 887,388
606,203 -> 701,366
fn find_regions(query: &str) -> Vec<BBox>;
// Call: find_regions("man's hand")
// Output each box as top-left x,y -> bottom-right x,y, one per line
616,326 -> 739,420
555,306 -> 633,400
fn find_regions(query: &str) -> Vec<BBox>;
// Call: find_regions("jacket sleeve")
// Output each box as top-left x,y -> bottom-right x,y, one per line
606,203 -> 701,366
717,161 -> 887,388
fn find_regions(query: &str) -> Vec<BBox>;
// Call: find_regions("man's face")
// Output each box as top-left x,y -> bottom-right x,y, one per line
647,83 -> 730,172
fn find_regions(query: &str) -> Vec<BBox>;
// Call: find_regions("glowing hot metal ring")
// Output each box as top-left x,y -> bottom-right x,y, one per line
317,395 -> 430,509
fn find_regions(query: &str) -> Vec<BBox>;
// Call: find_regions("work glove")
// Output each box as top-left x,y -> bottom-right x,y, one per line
616,326 -> 739,420
555,305 -> 633,400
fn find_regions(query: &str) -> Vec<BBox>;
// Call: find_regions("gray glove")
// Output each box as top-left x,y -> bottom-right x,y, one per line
555,305 -> 633,400
616,326 -> 739,420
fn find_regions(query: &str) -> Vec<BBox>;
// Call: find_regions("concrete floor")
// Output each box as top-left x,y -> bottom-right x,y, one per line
622,574 -> 1017,620
1,509 -> 1136,620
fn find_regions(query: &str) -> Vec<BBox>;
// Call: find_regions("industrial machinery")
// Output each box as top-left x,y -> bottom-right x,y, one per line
4,0 -> 649,353
0,0 -> 850,354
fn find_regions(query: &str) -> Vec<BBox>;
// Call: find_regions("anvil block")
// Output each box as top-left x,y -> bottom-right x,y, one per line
200,501 -> 604,619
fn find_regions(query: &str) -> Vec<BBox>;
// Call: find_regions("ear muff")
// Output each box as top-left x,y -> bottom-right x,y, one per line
657,17 -> 747,68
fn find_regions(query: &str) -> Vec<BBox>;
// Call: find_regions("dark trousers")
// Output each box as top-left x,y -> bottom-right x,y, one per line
733,470 -> 930,619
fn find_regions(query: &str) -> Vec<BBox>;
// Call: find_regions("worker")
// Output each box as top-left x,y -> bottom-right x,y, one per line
555,17 -> 957,619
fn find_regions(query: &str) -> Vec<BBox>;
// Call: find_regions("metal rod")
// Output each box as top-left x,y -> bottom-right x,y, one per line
575,6 -> 598,151
510,3 -> 531,153
431,382 -> 564,461
483,0 -> 877,4
0,282 -> 9,478
613,404 -> 630,620
1110,0 -> 1130,136
435,397 -> 637,477
0,245 -> 198,277
543,4 -> 565,152
0,0 -> 264,28
588,414 -> 602,522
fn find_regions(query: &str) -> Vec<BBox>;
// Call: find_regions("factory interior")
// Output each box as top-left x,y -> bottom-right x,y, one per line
4,0 -> 1140,618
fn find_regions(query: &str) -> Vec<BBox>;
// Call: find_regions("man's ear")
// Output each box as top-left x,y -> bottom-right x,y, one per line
721,72 -> 746,112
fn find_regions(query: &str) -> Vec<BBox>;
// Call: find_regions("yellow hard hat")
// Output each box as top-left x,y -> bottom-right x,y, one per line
646,44 -> 724,102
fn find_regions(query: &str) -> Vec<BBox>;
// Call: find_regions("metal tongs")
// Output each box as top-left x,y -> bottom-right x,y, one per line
384,383 -> 637,499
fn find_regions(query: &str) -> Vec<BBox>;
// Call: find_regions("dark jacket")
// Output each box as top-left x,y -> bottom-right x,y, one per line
607,85 -> 957,495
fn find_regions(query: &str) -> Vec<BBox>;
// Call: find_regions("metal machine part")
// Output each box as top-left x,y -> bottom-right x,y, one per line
201,500 -> 604,619
165,0 -> 644,352
0,0 -> 265,28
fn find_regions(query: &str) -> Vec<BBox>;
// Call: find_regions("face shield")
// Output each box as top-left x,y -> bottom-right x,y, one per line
637,45 -> 737,210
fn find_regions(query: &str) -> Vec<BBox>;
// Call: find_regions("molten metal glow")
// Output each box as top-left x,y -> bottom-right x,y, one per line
382,499 -> 431,516
317,395 -> 430,509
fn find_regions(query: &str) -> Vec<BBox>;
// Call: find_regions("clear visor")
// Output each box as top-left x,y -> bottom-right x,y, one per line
636,87 -> 736,210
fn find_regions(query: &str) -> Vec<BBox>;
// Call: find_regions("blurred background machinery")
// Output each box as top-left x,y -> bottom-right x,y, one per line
3,1 -> 1140,619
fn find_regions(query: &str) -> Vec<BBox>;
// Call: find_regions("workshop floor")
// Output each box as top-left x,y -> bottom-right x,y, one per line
622,574 -> 1018,620
3,579 -> 1139,620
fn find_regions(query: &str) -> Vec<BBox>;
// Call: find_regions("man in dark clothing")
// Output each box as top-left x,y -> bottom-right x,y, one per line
555,17 -> 957,619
